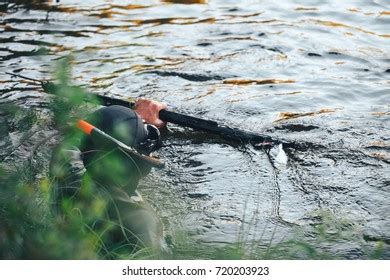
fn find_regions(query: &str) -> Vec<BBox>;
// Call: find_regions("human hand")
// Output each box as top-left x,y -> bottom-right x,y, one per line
134,98 -> 167,128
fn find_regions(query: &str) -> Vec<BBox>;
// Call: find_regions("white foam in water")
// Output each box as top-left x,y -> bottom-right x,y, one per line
271,144 -> 288,167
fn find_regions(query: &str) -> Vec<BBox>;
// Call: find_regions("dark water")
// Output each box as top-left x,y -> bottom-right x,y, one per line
1,0 -> 389,258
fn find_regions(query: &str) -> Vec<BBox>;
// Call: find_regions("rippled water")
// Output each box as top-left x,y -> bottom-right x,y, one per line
1,0 -> 389,258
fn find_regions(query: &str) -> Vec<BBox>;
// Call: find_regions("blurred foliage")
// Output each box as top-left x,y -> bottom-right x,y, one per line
0,165 -> 98,259
0,56 -> 168,259
0,57 -> 101,259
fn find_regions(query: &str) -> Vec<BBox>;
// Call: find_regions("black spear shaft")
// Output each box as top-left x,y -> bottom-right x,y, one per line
6,72 -> 280,148
158,109 -> 279,147
48,82 -> 280,147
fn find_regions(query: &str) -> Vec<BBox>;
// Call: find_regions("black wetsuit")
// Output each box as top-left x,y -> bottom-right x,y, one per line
50,105 -> 167,256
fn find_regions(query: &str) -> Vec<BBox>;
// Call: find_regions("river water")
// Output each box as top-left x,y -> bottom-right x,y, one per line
0,0 -> 389,259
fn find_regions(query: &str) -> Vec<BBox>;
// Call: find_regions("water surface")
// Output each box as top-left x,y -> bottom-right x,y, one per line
1,0 -> 389,258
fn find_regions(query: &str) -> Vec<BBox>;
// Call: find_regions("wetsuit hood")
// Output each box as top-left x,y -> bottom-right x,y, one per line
80,105 -> 155,191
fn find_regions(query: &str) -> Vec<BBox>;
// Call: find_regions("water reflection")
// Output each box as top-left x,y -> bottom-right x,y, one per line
162,0 -> 208,4
1,0 -> 389,258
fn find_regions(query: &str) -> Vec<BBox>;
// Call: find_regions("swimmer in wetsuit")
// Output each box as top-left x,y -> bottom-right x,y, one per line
50,99 -> 169,257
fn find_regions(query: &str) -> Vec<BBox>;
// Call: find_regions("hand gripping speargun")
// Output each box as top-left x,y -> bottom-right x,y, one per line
6,72 -> 291,150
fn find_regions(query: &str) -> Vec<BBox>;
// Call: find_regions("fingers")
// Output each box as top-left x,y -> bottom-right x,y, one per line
134,98 -> 167,128
154,119 -> 166,129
